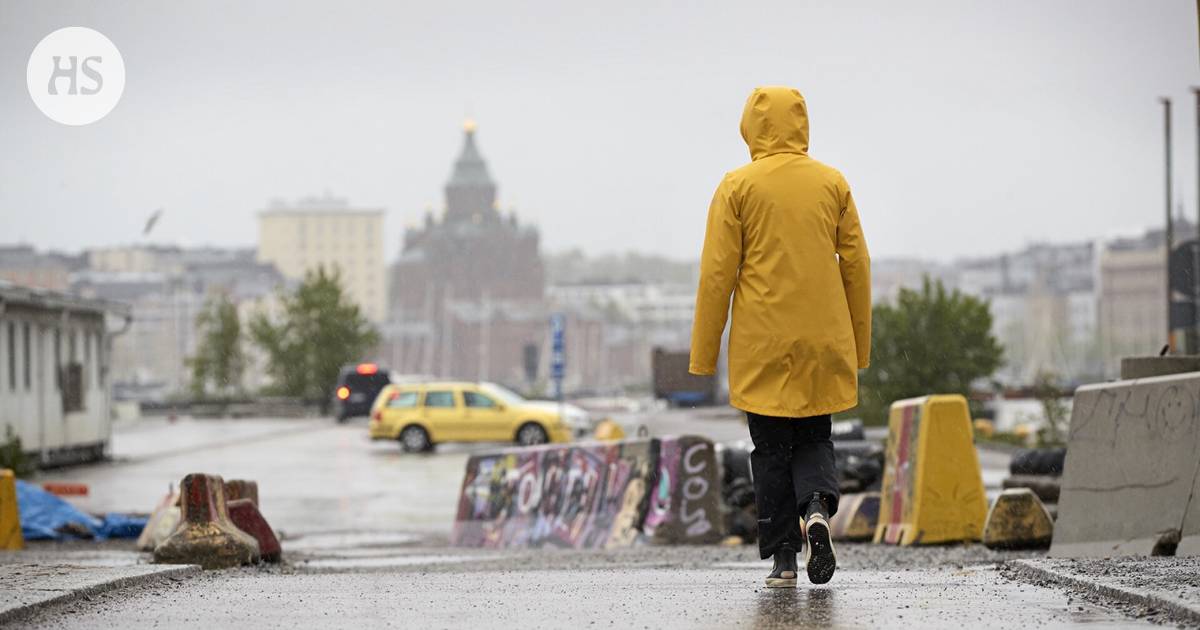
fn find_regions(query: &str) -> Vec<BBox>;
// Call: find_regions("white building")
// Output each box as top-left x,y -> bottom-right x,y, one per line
258,194 -> 386,323
0,281 -> 130,465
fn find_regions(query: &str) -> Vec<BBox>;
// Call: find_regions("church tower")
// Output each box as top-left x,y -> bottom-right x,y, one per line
444,119 -> 499,224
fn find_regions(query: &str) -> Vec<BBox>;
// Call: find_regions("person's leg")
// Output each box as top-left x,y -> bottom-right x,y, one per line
747,412 -> 805,560
789,414 -> 840,517
790,414 -> 839,584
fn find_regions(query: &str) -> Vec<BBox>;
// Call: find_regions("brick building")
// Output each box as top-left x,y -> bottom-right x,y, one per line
386,122 -> 546,387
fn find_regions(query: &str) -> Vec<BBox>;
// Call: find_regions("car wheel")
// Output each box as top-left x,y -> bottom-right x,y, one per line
399,425 -> 431,453
516,422 -> 549,447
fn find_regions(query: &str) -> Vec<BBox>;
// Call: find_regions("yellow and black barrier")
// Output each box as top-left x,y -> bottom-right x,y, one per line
874,395 -> 987,545
1,469 -> 24,550
983,488 -> 1053,550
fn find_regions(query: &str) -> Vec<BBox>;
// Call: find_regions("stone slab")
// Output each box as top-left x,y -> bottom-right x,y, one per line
1051,372 -> 1200,557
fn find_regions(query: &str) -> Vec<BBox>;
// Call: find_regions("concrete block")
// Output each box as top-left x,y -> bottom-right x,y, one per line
153,474 -> 260,569
830,492 -> 880,542
641,436 -> 724,545
223,480 -> 259,506
451,439 -> 658,549
983,488 -> 1054,550
1051,372 -> 1200,558
874,395 -> 988,546
135,488 -> 180,552
227,498 -> 281,563
0,470 -> 24,551
1120,356 -> 1200,380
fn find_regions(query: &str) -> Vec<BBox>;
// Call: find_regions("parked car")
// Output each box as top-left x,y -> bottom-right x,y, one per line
368,381 -> 594,452
333,363 -> 393,422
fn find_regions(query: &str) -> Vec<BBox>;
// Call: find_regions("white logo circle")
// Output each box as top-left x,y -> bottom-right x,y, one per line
26,27 -> 125,126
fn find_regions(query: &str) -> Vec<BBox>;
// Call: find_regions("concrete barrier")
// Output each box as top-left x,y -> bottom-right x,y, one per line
228,498 -> 281,563
452,436 -> 724,549
1051,372 -> 1200,558
983,488 -> 1054,550
641,436 -> 723,545
874,395 -> 988,546
830,492 -> 880,542
135,487 -> 180,552
1,470 -> 23,550
452,439 -> 657,549
153,474 -> 260,569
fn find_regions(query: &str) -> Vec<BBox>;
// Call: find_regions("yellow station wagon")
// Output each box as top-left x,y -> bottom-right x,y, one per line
368,381 -> 593,452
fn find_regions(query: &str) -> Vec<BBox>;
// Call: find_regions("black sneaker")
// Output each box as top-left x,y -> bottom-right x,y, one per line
765,546 -> 798,588
803,494 -> 836,584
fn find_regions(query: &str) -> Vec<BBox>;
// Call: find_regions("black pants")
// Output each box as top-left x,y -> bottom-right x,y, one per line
748,412 -> 840,559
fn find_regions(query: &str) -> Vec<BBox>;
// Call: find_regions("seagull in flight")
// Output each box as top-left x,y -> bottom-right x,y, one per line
143,208 -> 163,236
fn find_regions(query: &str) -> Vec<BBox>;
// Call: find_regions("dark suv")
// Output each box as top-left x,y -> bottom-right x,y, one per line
333,363 -> 393,422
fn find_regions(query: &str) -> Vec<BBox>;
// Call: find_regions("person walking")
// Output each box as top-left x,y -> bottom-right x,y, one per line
689,86 -> 871,587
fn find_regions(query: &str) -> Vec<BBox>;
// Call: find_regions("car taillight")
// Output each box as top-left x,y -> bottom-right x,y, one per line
336,386 -> 350,400
371,409 -> 382,422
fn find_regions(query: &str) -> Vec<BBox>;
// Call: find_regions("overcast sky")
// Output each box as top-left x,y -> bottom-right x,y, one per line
2,1 -> 1199,263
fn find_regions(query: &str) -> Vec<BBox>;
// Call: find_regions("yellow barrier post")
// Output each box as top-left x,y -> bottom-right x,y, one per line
1,469 -> 24,550
873,395 -> 987,546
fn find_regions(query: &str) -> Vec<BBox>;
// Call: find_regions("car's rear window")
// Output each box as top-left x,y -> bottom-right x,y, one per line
344,372 -> 391,391
389,391 -> 419,408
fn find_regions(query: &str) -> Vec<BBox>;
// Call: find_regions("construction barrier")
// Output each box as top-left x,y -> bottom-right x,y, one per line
451,436 -> 723,549
874,395 -> 988,546
1,469 -> 23,550
136,487 -> 180,552
592,419 -> 626,441
154,473 -> 260,569
228,498 -> 281,563
642,436 -> 723,545
983,488 -> 1053,549
1051,373 -> 1200,558
830,492 -> 880,542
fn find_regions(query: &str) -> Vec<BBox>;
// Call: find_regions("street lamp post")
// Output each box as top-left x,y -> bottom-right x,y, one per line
1162,97 -> 1174,352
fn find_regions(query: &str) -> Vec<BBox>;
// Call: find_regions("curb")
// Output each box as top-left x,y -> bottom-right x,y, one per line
1004,559 -> 1200,625
0,564 -> 201,625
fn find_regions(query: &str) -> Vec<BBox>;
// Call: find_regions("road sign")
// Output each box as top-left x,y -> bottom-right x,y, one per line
550,313 -> 565,400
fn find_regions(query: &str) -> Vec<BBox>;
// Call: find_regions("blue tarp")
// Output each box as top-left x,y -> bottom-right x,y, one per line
15,480 -> 147,541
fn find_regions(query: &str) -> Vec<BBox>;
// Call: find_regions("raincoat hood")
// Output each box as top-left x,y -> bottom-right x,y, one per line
739,86 -> 810,161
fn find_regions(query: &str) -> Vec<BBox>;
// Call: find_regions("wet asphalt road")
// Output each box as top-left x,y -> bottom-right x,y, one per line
16,412 -> 1147,629
10,543 -> 1155,630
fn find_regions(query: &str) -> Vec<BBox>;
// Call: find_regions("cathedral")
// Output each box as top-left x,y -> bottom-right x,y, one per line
386,121 -> 548,384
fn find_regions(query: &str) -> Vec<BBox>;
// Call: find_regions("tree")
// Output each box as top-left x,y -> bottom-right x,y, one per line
187,293 -> 246,399
1033,371 -> 1069,446
249,266 -> 380,403
855,277 -> 1004,425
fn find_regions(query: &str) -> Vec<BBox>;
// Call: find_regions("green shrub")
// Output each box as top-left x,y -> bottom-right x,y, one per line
0,425 -> 35,478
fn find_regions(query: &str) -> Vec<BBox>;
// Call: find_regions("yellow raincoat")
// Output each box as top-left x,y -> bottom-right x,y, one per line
689,87 -> 871,418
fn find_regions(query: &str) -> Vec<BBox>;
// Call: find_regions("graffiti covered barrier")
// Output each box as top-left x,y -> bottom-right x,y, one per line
451,436 -> 724,549
451,440 -> 657,549
642,436 -> 723,545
